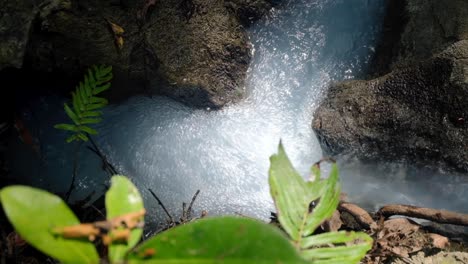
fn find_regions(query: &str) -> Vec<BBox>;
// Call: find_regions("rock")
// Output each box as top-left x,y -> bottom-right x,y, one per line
312,0 -> 468,171
0,0 -> 37,69
224,0 -> 276,26
1,0 -> 271,107
372,0 -> 468,75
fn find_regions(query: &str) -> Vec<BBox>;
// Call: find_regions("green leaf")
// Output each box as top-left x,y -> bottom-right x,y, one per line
81,110 -> 102,117
269,143 -> 325,241
64,103 -> 80,125
269,142 -> 371,263
106,176 -> 144,263
54,123 -> 79,132
93,83 -> 111,95
0,186 -> 99,264
127,217 -> 307,264
78,82 -> 89,105
304,164 -> 340,234
79,118 -> 103,125
66,134 -> 79,143
300,231 -> 373,263
87,103 -> 107,111
78,125 -> 98,135
90,96 -> 108,105
55,65 -> 112,143
72,91 -> 83,114
77,133 -> 89,141
88,69 -> 96,88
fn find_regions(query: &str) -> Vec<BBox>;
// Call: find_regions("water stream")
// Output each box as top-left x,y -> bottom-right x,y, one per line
9,0 -> 467,226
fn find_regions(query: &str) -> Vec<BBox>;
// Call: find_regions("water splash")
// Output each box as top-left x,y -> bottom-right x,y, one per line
9,0 -> 467,227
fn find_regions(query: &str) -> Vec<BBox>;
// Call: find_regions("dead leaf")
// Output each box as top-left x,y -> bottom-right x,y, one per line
107,20 -> 124,35
428,233 -> 449,249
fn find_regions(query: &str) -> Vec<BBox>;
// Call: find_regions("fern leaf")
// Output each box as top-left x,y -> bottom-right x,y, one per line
54,124 -> 79,132
88,69 -> 96,88
90,97 -> 108,105
55,65 -> 112,143
78,82 -> 88,105
84,75 -> 92,98
66,134 -> 78,143
81,111 -> 102,117
64,104 -> 80,125
79,118 -> 102,125
77,133 -> 89,141
71,92 -> 82,115
78,125 -> 98,135
93,83 -> 111,95
87,103 -> 107,111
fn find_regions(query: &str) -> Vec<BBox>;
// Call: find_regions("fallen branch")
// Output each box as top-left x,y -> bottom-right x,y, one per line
339,202 -> 377,229
377,204 -> 468,226
148,188 -> 174,223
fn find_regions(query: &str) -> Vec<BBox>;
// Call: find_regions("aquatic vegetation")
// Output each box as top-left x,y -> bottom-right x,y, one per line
54,65 -> 112,143
0,144 -> 372,263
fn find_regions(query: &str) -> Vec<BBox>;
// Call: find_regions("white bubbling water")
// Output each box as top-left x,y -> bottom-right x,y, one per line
10,0 -> 467,227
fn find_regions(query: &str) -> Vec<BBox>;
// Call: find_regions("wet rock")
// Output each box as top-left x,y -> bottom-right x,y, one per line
312,0 -> 468,171
1,0 -> 271,107
0,0 -> 37,69
224,0 -> 276,26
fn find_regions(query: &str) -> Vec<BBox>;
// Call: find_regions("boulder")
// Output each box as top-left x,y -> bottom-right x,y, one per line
0,0 -> 273,107
313,0 -> 468,171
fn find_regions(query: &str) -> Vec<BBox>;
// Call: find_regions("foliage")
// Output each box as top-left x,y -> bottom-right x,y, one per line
269,143 -> 373,263
0,143 -> 372,263
54,65 -> 112,143
127,217 -> 307,264
0,186 -> 99,264
106,176 -> 144,263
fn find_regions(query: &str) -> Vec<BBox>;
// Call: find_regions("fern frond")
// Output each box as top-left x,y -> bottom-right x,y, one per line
55,65 -> 113,142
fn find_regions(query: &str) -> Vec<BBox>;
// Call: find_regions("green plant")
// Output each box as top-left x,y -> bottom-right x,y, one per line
54,65 -> 112,143
0,143 -> 373,263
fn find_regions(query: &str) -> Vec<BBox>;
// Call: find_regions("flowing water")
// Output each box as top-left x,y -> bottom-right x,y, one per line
8,0 -> 467,227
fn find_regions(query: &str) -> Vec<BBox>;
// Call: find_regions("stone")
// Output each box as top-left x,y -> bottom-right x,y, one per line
0,0 -> 273,107
312,0 -> 468,171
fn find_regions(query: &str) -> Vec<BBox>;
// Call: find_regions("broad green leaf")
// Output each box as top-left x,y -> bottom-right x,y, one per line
54,123 -> 78,132
269,143 -> 326,241
300,231 -> 373,263
127,217 -> 307,264
269,143 -> 371,263
64,103 -> 80,125
106,176 -> 144,263
303,164 -> 340,234
0,186 -> 99,264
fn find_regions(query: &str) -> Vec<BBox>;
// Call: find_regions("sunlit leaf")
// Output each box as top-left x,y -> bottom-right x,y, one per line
0,186 -> 99,264
106,176 -> 144,263
269,142 -> 371,263
127,217 -> 307,264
